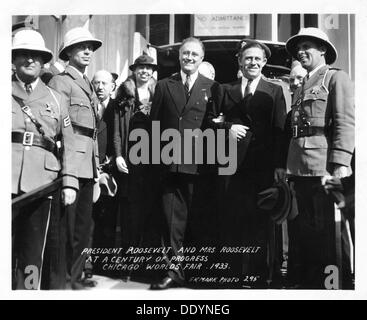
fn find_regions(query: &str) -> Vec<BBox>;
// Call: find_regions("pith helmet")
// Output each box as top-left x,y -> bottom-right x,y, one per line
59,27 -> 102,61
285,27 -> 338,65
12,29 -> 53,63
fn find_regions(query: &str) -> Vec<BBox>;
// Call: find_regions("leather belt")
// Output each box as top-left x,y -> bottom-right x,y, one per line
12,131 -> 58,156
72,122 -> 97,140
292,125 -> 325,138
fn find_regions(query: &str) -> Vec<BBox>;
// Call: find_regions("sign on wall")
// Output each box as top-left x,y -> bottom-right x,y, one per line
194,14 -> 250,36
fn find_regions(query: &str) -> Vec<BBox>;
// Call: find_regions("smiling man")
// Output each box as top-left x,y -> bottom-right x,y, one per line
150,37 -> 222,289
213,39 -> 288,288
48,27 -> 102,290
285,28 -> 354,289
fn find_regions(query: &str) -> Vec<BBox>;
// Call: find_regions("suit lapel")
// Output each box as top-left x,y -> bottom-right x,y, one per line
226,79 -> 242,104
12,77 -> 28,101
167,73 -> 186,114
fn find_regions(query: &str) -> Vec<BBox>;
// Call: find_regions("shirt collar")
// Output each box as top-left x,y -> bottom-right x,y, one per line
181,70 -> 199,85
308,63 -> 326,79
241,74 -> 261,97
101,97 -> 110,108
69,65 -> 86,79
15,74 -> 39,92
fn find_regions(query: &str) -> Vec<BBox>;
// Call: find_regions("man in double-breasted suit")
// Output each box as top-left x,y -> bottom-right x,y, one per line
11,30 -> 78,289
285,28 -> 354,288
213,40 -> 287,288
48,27 -> 102,290
150,37 -> 222,289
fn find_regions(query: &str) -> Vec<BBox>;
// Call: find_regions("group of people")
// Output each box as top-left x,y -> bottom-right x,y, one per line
12,25 -> 354,290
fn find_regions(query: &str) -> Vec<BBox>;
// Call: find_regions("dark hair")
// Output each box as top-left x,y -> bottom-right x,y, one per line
179,37 -> 205,55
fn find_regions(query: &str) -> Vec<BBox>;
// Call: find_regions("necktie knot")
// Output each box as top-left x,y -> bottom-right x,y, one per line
25,83 -> 32,95
244,79 -> 253,97
184,74 -> 192,92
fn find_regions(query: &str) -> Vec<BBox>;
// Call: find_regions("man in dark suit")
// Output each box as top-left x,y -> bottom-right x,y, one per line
89,70 -> 119,277
214,40 -> 287,288
150,37 -> 222,289
48,27 -> 102,290
285,28 -> 354,288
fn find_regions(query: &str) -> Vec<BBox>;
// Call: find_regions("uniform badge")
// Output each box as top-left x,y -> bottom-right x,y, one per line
63,115 -> 71,127
46,103 -> 54,112
311,86 -> 321,94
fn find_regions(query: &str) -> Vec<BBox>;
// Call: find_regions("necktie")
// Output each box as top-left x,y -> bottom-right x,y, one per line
25,83 -> 32,95
184,74 -> 191,95
98,102 -> 105,120
244,79 -> 253,98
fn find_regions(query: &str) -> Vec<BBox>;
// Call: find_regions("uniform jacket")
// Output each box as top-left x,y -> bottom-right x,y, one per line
287,65 -> 355,176
48,66 -> 99,179
12,75 -> 78,194
217,76 -> 287,172
150,73 -> 222,175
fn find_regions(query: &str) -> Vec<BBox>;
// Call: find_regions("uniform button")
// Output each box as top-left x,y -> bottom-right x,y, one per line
25,118 -> 31,123
179,117 -> 182,120
24,146 -> 30,151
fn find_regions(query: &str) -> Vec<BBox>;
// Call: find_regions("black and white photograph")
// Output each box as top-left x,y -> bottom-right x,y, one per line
2,0 -> 367,302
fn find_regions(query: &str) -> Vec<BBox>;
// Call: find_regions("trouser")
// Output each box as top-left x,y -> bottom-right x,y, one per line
65,178 -> 94,287
161,172 -> 218,284
219,170 -> 274,287
12,195 -> 52,290
287,177 -> 336,289
41,189 -> 68,289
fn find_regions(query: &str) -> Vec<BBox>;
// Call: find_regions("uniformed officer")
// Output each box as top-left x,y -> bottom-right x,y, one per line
48,27 -> 102,290
285,28 -> 354,288
12,29 -> 78,289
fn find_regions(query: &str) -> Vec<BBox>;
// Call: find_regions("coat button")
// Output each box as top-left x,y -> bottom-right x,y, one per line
179,117 -> 182,120
24,146 -> 30,151
25,118 -> 31,123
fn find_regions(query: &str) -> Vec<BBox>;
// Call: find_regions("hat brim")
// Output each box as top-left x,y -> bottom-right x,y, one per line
12,47 -> 53,64
129,63 -> 158,72
238,40 -> 271,59
258,180 -> 291,224
59,39 -> 102,61
285,34 -> 337,65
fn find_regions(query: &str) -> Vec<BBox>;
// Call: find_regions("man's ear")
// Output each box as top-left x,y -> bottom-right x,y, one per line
319,45 -> 327,56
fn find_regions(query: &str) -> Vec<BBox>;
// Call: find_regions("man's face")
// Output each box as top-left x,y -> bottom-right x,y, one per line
289,65 -> 307,93
67,42 -> 94,69
239,47 -> 267,80
92,71 -> 115,102
13,50 -> 43,83
296,40 -> 326,72
179,41 -> 204,75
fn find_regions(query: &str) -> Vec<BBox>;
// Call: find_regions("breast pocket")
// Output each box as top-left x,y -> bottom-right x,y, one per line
303,91 -> 328,117
69,97 -> 92,125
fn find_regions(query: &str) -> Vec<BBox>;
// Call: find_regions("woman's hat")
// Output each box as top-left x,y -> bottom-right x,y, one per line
129,54 -> 158,71
59,27 -> 102,61
285,27 -> 338,65
12,29 -> 53,63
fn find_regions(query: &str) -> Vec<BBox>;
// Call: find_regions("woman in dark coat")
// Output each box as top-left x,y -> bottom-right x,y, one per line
114,55 -> 157,254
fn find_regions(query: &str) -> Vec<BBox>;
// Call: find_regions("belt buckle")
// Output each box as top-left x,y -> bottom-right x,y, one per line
92,128 -> 98,140
292,125 -> 298,138
23,132 -> 34,146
